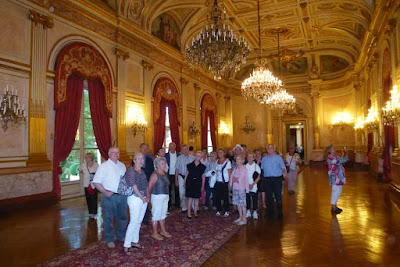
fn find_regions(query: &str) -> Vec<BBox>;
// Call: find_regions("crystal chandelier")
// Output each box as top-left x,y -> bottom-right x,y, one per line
264,89 -> 295,115
241,116 -> 255,133
186,0 -> 250,80
0,85 -> 26,131
241,0 -> 282,101
354,117 -> 365,133
382,85 -> 400,126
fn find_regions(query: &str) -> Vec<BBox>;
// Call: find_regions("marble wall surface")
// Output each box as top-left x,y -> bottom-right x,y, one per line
0,171 -> 52,200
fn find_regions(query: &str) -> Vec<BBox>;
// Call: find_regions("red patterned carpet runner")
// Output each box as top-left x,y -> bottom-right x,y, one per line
40,209 -> 241,266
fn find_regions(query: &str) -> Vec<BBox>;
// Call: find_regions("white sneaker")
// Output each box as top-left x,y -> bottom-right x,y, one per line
224,212 -> 229,217
234,218 -> 241,223
246,210 -> 251,218
253,211 -> 258,220
216,211 -> 221,216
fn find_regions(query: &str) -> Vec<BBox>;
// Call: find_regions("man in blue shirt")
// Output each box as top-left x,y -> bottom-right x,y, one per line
261,144 -> 287,218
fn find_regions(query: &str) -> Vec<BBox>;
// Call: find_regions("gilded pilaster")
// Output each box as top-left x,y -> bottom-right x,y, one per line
142,60 -> 154,151
194,83 -> 201,149
224,95 -> 233,148
116,48 -> 130,163
265,108 -> 273,145
27,10 -> 53,167
308,79 -> 324,162
181,77 -> 189,144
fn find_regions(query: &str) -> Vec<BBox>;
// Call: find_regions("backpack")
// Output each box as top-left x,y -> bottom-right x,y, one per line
117,166 -> 134,196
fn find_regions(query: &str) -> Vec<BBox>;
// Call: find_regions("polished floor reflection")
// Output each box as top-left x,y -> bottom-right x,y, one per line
0,167 -> 400,266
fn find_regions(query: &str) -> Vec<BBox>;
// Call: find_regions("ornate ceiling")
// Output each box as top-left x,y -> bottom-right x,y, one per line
94,0 -> 374,82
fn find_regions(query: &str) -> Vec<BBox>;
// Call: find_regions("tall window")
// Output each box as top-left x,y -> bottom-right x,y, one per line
207,116 -> 213,154
163,106 -> 172,152
60,81 -> 101,182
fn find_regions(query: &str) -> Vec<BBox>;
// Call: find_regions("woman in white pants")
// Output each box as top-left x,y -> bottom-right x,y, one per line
147,157 -> 171,240
326,145 -> 348,214
123,153 -> 149,254
284,145 -> 301,194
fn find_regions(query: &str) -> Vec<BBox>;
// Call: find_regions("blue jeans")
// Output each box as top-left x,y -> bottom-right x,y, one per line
101,193 -> 127,243
205,177 -> 216,208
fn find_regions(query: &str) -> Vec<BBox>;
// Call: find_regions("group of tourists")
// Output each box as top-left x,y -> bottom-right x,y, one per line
79,141 -> 347,254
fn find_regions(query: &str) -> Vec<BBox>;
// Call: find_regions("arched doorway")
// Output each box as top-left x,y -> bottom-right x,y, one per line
53,42 -> 113,200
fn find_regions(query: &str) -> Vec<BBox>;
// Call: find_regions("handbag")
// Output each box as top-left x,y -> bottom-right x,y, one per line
87,164 -> 96,195
117,167 -> 134,196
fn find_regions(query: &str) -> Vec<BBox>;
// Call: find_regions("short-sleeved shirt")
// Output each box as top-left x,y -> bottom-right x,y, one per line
246,162 -> 261,193
93,159 -> 126,193
78,162 -> 99,188
284,153 -> 301,171
125,166 -> 148,197
215,159 -> 232,183
187,162 -> 206,181
175,154 -> 195,176
232,166 -> 249,193
261,153 -> 285,177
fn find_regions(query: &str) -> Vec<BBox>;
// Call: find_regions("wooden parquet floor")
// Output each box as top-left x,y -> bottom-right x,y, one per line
1,167 -> 400,266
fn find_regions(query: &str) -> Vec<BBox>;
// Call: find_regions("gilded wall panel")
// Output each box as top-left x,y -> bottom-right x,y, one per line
0,1 -> 30,64
320,93 -> 356,148
125,62 -> 143,94
231,96 -> 266,150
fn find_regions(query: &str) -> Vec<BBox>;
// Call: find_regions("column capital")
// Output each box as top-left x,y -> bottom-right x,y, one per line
224,95 -> 231,101
29,10 -> 54,29
142,60 -> 154,71
180,77 -> 189,85
194,83 -> 201,91
115,48 -> 130,60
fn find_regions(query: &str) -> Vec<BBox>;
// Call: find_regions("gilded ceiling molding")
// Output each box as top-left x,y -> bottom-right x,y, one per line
115,48 -> 130,60
153,78 -> 181,124
194,83 -> 201,91
142,60 -> 154,71
127,0 -> 144,20
29,10 -> 54,29
54,42 -> 113,117
201,94 -> 217,128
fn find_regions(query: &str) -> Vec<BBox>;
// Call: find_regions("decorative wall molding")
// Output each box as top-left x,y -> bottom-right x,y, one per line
142,60 -> 154,71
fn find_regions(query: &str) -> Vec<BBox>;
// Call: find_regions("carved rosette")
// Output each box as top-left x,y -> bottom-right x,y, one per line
54,42 -> 113,117
153,78 -> 181,124
201,94 -> 217,128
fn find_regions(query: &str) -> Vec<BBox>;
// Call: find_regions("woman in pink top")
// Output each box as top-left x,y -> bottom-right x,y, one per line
230,154 -> 249,225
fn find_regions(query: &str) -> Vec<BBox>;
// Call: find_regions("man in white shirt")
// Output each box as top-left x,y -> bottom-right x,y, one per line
93,147 -> 127,249
175,145 -> 194,212
165,142 -> 180,209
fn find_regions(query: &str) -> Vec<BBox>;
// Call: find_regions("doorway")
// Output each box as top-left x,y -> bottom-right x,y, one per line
284,121 -> 306,163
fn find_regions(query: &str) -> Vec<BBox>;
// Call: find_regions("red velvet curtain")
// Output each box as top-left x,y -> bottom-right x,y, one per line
88,79 -> 112,160
201,111 -> 217,151
167,101 -> 181,152
53,74 -> 84,200
201,116 -> 207,149
154,100 -> 167,152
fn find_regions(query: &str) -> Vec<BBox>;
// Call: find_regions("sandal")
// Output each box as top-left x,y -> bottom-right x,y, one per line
131,243 -> 144,249
124,247 -> 132,255
160,231 -> 172,238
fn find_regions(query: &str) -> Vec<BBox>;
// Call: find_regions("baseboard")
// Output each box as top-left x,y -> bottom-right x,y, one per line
0,192 -> 58,214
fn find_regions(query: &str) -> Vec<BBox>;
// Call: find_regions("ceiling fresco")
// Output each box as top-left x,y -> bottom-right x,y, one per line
88,0 -> 374,82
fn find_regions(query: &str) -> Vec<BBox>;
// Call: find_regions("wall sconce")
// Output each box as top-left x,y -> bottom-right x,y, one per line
219,120 -> 230,137
382,85 -> 400,126
241,116 -> 255,133
189,121 -> 200,136
332,112 -> 353,130
127,104 -> 147,137
364,106 -> 378,132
